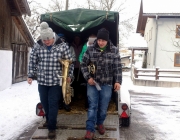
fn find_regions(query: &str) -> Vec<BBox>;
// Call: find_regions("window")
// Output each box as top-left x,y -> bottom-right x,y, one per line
176,25 -> 180,38
174,53 -> 180,67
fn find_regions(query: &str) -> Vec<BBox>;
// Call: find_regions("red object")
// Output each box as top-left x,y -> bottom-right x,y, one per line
38,109 -> 45,116
36,102 -> 45,116
121,104 -> 128,110
120,111 -> 128,118
37,104 -> 43,109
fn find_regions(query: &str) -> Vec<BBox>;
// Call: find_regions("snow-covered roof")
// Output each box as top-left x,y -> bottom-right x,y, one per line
121,55 -> 131,59
127,47 -> 148,50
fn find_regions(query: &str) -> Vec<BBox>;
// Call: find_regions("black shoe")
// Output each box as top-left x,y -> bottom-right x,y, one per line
43,121 -> 48,127
48,130 -> 56,139
59,105 -> 63,110
64,104 -> 71,112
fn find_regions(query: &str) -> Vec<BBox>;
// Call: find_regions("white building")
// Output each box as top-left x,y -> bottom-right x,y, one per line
136,0 -> 180,69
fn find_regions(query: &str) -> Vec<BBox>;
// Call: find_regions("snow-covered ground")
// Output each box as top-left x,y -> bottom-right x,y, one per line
0,72 -> 180,140
0,81 -> 41,140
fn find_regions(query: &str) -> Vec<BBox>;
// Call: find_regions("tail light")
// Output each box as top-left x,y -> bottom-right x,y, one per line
121,103 -> 128,110
120,111 -> 128,118
37,103 -> 43,109
36,102 -> 45,116
38,109 -> 45,116
120,104 -> 129,118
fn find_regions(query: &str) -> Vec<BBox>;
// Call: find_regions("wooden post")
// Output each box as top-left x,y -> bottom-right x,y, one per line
155,67 -> 159,80
134,67 -> 138,78
132,49 -> 134,63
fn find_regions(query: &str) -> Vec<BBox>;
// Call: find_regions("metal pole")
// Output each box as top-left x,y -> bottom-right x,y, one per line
65,0 -> 69,10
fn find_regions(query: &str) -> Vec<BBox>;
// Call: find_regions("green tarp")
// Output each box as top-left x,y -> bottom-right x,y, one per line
40,8 -> 119,33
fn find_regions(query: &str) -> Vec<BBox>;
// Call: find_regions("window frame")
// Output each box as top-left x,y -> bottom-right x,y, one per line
174,53 -> 180,67
176,25 -> 180,38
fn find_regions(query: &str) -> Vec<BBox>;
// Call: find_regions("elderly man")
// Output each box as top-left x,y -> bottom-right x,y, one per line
27,22 -> 74,139
81,28 -> 122,140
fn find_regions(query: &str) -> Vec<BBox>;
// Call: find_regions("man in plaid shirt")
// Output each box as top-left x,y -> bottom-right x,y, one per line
27,22 -> 74,139
81,28 -> 122,140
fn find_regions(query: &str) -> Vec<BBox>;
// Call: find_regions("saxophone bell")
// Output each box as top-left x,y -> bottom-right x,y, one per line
58,59 -> 74,105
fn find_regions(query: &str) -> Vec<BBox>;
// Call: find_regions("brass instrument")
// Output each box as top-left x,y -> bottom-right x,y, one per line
58,59 -> 74,105
88,62 -> 95,75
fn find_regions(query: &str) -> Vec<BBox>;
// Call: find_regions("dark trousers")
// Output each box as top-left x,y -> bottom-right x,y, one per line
38,84 -> 62,130
72,68 -> 88,108
72,68 -> 86,99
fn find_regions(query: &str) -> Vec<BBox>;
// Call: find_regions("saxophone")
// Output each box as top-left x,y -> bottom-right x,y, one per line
58,59 -> 74,105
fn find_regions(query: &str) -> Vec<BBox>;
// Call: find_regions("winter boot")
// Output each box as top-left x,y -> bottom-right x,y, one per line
97,124 -> 105,135
84,130 -> 94,140
48,130 -> 56,139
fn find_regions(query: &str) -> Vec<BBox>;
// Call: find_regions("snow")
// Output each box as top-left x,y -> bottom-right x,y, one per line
0,81 -> 41,140
0,72 -> 180,140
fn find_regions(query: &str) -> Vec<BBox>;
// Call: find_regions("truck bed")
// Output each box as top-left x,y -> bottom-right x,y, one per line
31,114 -> 119,140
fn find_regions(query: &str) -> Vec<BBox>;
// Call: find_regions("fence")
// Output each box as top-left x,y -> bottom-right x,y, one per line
133,66 -> 180,80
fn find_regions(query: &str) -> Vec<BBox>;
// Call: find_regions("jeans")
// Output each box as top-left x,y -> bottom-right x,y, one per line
38,84 -> 61,130
86,84 -> 112,132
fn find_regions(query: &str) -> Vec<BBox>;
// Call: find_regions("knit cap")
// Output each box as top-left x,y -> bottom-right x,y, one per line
40,22 -> 54,40
97,28 -> 109,41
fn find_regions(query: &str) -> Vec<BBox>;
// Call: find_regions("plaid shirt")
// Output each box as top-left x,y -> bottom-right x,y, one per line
81,41 -> 122,86
28,38 -> 74,86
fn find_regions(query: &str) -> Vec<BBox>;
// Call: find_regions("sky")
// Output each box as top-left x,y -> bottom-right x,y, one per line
0,72 -> 180,140
33,0 -> 146,47
31,0 -> 180,47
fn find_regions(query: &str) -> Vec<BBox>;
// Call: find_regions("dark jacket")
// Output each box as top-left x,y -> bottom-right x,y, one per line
81,40 -> 122,86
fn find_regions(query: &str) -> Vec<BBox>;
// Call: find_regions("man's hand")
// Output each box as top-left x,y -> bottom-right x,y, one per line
88,78 -> 95,85
27,78 -> 33,85
67,77 -> 71,83
114,83 -> 121,91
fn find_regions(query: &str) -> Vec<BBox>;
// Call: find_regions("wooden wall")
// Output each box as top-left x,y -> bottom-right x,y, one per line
0,0 -> 29,83
11,20 -> 29,84
11,18 -> 27,45
0,0 -> 11,50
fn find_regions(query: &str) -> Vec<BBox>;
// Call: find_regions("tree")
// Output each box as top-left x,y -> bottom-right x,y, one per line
24,0 -> 65,40
25,0 -> 137,46
75,0 -> 137,47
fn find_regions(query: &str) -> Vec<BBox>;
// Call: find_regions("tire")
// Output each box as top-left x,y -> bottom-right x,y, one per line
120,117 -> 130,127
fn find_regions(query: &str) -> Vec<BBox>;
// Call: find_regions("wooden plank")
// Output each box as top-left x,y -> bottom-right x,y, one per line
38,126 -> 117,131
67,138 -> 117,140
3,0 -> 11,49
31,136 -> 48,139
137,69 -> 155,72
159,69 -> 180,72
137,74 -> 155,76
158,75 -> 180,78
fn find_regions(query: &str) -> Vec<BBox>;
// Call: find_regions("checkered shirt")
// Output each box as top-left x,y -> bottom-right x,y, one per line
81,41 -> 122,85
28,39 -> 74,86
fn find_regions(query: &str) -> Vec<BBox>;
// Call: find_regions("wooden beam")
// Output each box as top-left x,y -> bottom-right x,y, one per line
13,0 -> 23,16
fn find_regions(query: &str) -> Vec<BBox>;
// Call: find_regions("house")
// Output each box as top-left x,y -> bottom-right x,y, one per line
127,46 -> 148,68
136,0 -> 180,69
0,0 -> 34,91
121,55 -> 131,67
